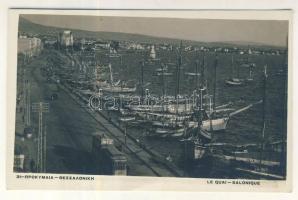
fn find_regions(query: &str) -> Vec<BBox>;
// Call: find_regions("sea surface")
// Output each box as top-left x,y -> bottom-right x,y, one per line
94,48 -> 287,178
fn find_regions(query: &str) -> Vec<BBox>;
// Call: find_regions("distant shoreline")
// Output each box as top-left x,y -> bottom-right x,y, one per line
19,17 -> 286,50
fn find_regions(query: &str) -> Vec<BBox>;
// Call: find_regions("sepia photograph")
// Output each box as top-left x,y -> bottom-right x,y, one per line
6,9 -> 292,191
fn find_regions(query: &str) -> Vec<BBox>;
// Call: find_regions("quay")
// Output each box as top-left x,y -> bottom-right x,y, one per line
59,79 -> 184,177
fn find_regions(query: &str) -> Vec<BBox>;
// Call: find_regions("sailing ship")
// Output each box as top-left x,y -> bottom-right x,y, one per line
225,54 -> 245,86
100,63 -> 137,93
209,65 -> 285,179
189,55 -> 261,135
201,55 -> 231,134
239,55 -> 256,82
231,65 -> 285,179
225,78 -> 244,86
246,63 -> 254,81
108,46 -> 121,58
145,41 -> 190,137
188,102 -> 228,132
188,100 -> 261,132
139,53 -> 260,138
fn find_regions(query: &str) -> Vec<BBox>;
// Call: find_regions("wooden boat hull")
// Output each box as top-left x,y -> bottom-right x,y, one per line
119,117 -> 136,122
188,117 -> 229,131
201,117 -> 229,131
101,86 -> 136,93
225,79 -> 244,86
194,144 -> 207,159
148,127 -> 186,138
200,129 -> 212,140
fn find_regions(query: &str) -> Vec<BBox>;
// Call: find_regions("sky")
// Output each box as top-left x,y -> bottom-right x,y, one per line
22,14 -> 289,47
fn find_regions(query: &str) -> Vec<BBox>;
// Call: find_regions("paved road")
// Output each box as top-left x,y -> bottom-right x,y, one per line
26,51 -> 181,177
27,54 -> 157,176
66,52 -> 183,177
64,84 -> 181,177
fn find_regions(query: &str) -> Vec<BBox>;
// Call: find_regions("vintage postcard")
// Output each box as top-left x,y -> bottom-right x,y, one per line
6,9 -> 292,191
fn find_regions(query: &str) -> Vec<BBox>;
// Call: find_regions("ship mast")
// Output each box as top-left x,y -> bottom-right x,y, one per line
231,54 -> 234,78
161,63 -> 166,98
108,63 -> 114,86
199,54 -> 206,123
237,55 -> 240,79
281,36 -> 288,177
249,64 -> 253,80
196,53 -> 207,140
209,55 -> 218,133
140,60 -> 145,103
195,59 -> 199,90
161,66 -> 165,116
198,86 -> 204,131
213,55 -> 218,112
200,54 -> 205,89
259,64 -> 268,168
175,41 -> 183,99
175,41 -> 183,122
108,50 -> 114,87
262,65 -> 267,138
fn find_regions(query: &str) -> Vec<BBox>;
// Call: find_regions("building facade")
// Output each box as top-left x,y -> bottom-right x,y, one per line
58,30 -> 74,48
18,37 -> 43,58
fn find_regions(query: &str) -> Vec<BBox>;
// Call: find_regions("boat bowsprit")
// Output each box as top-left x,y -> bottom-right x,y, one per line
200,129 -> 212,140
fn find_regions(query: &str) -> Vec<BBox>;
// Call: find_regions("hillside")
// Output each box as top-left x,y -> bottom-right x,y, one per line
18,17 -> 189,45
18,17 -> 283,49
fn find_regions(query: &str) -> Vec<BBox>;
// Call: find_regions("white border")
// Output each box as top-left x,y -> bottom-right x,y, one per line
6,9 -> 293,192
0,0 -> 298,200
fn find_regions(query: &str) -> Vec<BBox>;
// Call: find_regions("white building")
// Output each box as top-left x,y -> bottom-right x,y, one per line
58,30 -> 74,47
149,45 -> 156,59
18,37 -> 43,58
